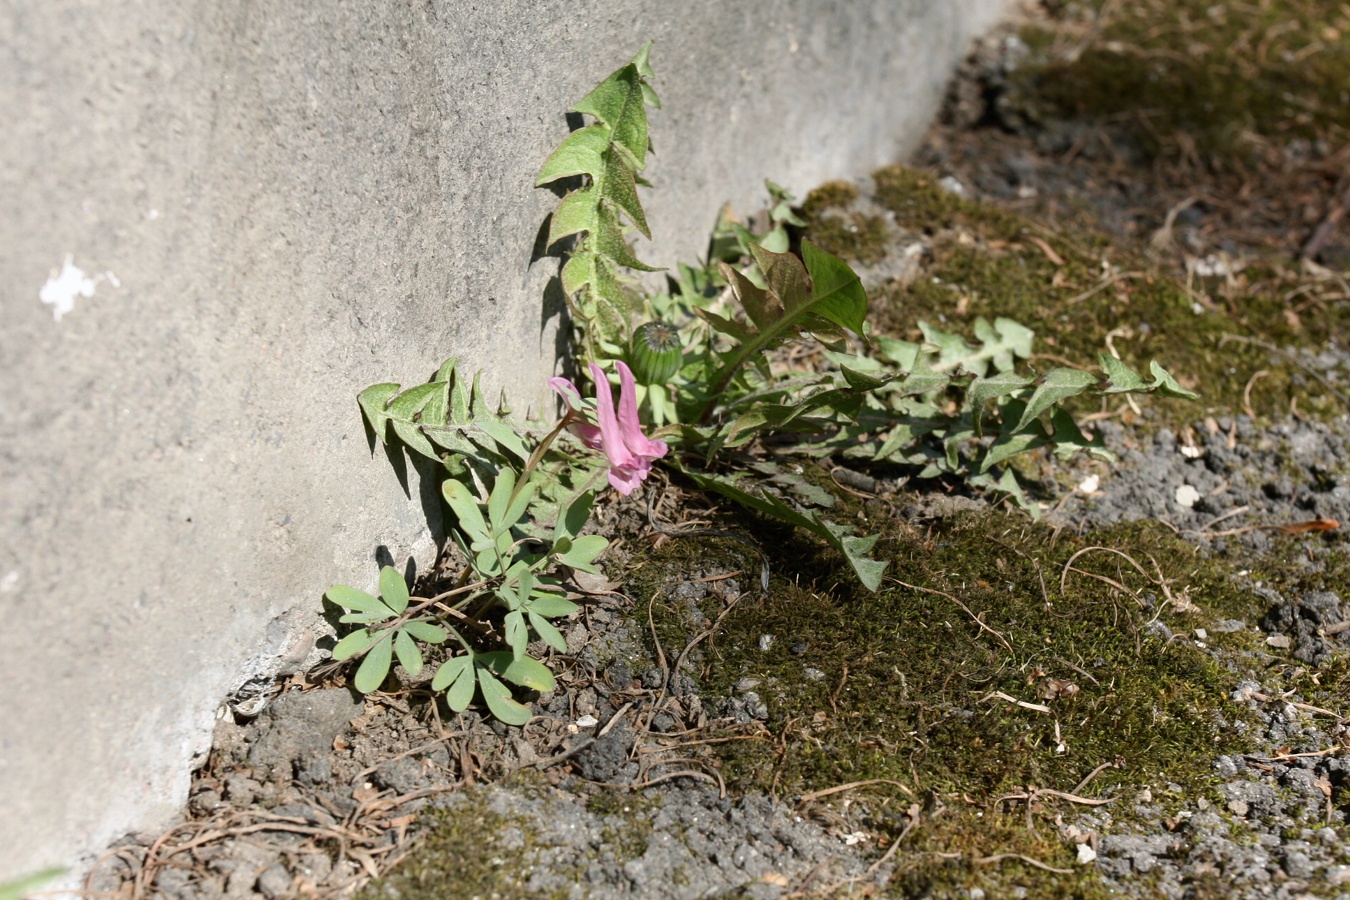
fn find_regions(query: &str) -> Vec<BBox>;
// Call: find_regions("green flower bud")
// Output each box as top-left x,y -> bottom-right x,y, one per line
627,321 -> 683,384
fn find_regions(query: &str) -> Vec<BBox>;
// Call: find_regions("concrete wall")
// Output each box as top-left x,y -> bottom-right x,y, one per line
0,0 -> 1005,880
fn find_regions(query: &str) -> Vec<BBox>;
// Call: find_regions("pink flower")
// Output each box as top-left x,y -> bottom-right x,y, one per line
549,361 -> 668,496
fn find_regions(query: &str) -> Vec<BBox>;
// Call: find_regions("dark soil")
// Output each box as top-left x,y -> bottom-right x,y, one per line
81,4 -> 1350,898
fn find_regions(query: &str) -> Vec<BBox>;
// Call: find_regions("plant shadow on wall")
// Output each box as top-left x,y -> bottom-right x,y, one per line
332,41 -> 1196,729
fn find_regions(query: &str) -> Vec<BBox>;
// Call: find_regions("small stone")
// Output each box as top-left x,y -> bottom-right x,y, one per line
1175,484 -> 1201,508
256,863 -> 292,899
1228,798 -> 1250,817
803,667 -> 826,682
1077,844 -> 1097,864
758,634 -> 774,651
1266,634 -> 1292,649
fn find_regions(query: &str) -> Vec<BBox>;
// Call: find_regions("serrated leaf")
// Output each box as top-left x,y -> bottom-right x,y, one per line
1015,368 -> 1100,431
354,633 -> 393,693
528,611 -> 568,653
476,667 -> 532,726
592,202 -> 657,269
966,371 -> 1035,435
332,628 -> 375,661
1098,353 -> 1147,392
1148,361 -> 1199,399
357,383 -> 401,440
573,59 -> 650,170
536,123 -> 611,186
480,651 -> 556,692
378,566 -> 409,614
394,629 -> 424,676
325,585 -> 384,614
800,241 -> 868,336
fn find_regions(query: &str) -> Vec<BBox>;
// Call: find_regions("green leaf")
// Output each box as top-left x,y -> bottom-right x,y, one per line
357,383 -> 401,441
476,667 -> 532,726
1015,368 -> 1100,432
332,628 -> 376,661
526,594 -> 579,617
1098,353 -> 1147,392
432,655 -> 476,711
572,57 -> 651,170
529,611 -> 568,652
480,651 -> 557,692
325,585 -> 384,614
378,566 -> 409,615
403,621 -> 448,643
677,463 -> 885,591
394,629 -> 424,676
474,418 -> 530,464
443,479 -> 491,546
800,241 -> 868,336
354,633 -> 393,693
504,609 -> 529,658
339,611 -> 390,625
553,491 -> 595,544
431,654 -> 471,691
487,468 -> 517,532
558,534 -> 608,573
1148,361 -> 1199,399
701,242 -> 869,415
536,123 -> 611,186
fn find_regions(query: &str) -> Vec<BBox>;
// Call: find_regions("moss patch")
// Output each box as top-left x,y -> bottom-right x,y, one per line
1007,0 -> 1350,164
637,505 -> 1269,896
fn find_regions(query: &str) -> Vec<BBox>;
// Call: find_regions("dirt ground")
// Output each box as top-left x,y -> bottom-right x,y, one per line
76,3 -> 1350,898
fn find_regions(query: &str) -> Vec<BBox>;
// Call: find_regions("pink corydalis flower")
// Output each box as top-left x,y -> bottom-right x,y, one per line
548,361 -> 668,496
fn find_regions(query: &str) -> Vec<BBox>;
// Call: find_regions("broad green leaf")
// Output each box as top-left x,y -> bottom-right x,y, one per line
558,534 -> 608,573
553,491 -> 595,544
431,654 -> 472,691
443,479 -> 491,546
504,610 -> 528,658
875,336 -> 921,370
1015,368 -> 1099,432
529,611 -> 568,652
403,621 -> 448,643
339,611 -> 391,625
527,595 -> 579,617
445,664 -> 476,712
325,585 -> 383,614
480,651 -> 557,692
332,628 -> 375,661
476,667 -> 532,726
394,629 -> 424,676
800,241 -> 868,336
982,426 -> 1049,472
1049,407 -> 1114,462
487,468 -> 517,532
378,566 -> 409,614
354,633 -> 393,693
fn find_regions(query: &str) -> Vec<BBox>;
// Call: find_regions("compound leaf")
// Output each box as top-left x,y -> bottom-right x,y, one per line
354,633 -> 393,693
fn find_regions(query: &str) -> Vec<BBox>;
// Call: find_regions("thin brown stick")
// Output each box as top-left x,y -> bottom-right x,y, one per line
973,853 -> 1074,874
798,778 -> 916,805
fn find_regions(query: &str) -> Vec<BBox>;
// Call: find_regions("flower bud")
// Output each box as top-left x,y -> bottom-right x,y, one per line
627,321 -> 683,384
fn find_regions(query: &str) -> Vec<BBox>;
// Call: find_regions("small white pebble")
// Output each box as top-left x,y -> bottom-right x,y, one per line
1077,844 -> 1097,864
575,714 -> 598,728
758,634 -> 774,651
1077,474 -> 1101,495
1175,484 -> 1201,508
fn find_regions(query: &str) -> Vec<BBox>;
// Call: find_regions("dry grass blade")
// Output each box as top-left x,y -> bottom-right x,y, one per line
887,577 -> 1015,654
797,778 -> 916,806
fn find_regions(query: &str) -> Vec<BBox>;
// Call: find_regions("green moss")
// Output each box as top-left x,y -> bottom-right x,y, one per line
1007,0 -> 1350,164
636,505 -> 1272,895
359,788 -> 545,900
866,164 -> 1350,424
801,180 -> 860,216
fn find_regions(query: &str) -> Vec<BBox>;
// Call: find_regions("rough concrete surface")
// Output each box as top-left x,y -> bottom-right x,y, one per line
0,0 -> 1005,881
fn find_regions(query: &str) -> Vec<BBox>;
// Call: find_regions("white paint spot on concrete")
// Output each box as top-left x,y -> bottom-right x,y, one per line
0,570 -> 17,593
1175,484 -> 1201,509
39,255 -> 116,322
